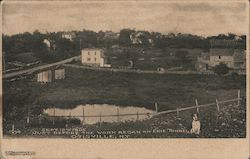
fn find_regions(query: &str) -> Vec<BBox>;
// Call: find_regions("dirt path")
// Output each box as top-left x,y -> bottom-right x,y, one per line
3,56 -> 80,79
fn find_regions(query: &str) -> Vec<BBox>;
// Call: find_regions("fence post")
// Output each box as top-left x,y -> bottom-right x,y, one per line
238,89 -> 241,106
53,107 -> 55,125
136,112 -> 139,121
155,102 -> 158,113
216,99 -> 220,111
27,107 -> 30,124
27,115 -> 30,124
39,114 -> 42,124
12,123 -> 15,133
195,99 -> 199,113
176,108 -> 179,117
82,107 -> 85,125
117,108 -> 120,122
99,112 -> 102,124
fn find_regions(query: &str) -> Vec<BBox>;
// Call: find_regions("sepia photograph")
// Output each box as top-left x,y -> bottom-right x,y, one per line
1,0 -> 249,158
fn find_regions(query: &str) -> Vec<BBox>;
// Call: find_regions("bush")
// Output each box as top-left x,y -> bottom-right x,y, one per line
213,63 -> 229,75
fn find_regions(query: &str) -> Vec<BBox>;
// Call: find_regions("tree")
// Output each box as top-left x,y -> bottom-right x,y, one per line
119,29 -> 135,46
213,63 -> 229,75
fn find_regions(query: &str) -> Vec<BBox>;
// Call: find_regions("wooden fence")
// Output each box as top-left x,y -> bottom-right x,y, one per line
24,90 -> 242,126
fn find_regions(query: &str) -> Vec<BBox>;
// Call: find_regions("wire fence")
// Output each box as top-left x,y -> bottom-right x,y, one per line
19,90 -> 242,127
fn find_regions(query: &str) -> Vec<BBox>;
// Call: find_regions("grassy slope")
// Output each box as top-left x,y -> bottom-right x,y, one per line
5,66 -> 245,111
3,66 -> 246,138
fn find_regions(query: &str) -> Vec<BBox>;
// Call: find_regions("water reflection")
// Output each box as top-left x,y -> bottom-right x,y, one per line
44,104 -> 155,125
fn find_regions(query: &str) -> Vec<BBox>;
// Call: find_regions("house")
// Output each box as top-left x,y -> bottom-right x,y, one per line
81,48 -> 111,67
233,49 -> 246,69
195,53 -> 210,71
129,31 -> 153,45
55,68 -> 65,79
103,31 -> 119,40
209,48 -> 234,68
196,48 -> 246,72
43,39 -> 56,51
37,70 -> 53,83
43,39 -> 51,48
62,32 -> 76,41
37,68 -> 65,83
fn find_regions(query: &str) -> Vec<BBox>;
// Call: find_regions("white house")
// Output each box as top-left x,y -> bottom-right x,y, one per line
43,39 -> 56,51
37,70 -> 53,83
55,69 -> 65,79
81,48 -> 111,67
43,39 -> 51,48
62,32 -> 76,41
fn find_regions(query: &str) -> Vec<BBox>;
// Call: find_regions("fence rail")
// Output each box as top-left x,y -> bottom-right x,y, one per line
154,97 -> 241,116
46,97 -> 241,119
22,90 -> 242,127
52,112 -> 151,118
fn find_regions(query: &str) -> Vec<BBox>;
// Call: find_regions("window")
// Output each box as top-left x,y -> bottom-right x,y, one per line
218,56 -> 221,59
87,58 -> 91,61
94,58 -> 97,62
94,52 -> 96,55
88,52 -> 90,55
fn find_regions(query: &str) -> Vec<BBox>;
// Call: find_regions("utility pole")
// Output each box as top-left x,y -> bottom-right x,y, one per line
3,52 -> 5,73
80,39 -> 82,50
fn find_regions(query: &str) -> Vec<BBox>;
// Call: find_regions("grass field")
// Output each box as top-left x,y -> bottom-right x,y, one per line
3,66 -> 246,138
105,47 -> 203,70
4,66 -> 246,110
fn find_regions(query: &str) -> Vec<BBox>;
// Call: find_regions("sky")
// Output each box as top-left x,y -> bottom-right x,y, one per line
2,1 -> 249,36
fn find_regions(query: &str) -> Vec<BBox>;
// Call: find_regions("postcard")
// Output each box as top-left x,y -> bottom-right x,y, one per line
1,0 -> 249,159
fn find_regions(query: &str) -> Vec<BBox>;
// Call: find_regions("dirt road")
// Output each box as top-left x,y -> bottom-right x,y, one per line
3,56 -> 80,79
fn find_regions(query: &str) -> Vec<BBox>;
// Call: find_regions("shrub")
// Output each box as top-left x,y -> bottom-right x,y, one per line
213,63 -> 229,75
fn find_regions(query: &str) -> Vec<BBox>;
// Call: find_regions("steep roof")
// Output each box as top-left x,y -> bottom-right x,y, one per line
209,48 -> 234,56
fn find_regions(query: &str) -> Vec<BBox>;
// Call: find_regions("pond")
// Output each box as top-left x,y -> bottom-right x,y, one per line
44,104 -> 155,125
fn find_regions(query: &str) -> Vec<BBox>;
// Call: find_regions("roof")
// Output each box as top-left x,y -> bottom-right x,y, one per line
209,48 -> 234,56
233,49 -> 245,62
82,48 -> 104,51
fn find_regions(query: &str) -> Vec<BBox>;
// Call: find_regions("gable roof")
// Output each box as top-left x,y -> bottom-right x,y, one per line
209,48 -> 234,56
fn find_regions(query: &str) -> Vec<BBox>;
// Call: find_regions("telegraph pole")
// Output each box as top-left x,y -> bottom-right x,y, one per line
3,52 -> 5,73
80,39 -> 82,50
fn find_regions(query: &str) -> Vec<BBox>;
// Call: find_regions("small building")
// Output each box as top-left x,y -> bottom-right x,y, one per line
43,39 -> 56,51
81,48 -> 111,67
62,32 -> 76,41
209,48 -> 234,68
37,68 -> 65,83
43,39 -> 51,48
37,70 -> 53,83
157,67 -> 165,73
196,48 -> 246,72
233,49 -> 246,69
55,68 -> 65,79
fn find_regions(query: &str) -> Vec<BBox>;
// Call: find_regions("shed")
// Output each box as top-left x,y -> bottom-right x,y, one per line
55,68 -> 65,79
37,70 -> 53,83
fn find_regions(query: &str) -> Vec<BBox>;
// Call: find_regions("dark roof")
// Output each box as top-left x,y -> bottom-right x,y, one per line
209,48 -> 234,56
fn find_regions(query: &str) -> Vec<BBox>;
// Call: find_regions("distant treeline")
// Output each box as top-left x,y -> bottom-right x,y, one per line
2,29 -> 246,63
